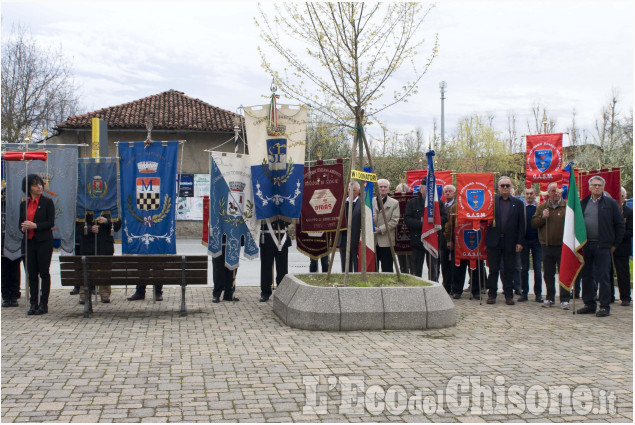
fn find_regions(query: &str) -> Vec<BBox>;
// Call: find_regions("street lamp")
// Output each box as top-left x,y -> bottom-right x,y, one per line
439,81 -> 447,148
542,111 -> 548,134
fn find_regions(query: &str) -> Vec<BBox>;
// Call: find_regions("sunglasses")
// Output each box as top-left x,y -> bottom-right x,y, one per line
499,184 -> 511,188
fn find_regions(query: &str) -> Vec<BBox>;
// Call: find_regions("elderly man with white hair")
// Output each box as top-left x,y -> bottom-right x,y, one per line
577,176 -> 625,317
372,179 -> 400,272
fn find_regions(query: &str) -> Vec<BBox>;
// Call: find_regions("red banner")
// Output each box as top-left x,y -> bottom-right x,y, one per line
526,133 -> 563,183
580,168 -> 621,201
2,151 -> 48,161
296,220 -> 336,260
300,161 -> 344,232
560,167 -> 579,201
406,169 -> 452,201
454,221 -> 487,269
202,196 -> 209,246
392,193 -> 415,253
456,173 -> 495,227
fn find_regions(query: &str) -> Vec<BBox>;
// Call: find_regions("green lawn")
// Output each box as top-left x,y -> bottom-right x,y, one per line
295,273 -> 432,287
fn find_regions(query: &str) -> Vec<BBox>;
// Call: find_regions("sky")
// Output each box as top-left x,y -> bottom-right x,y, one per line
1,0 -> 633,148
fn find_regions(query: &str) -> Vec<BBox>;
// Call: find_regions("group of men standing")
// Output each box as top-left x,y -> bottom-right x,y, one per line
330,175 -> 631,318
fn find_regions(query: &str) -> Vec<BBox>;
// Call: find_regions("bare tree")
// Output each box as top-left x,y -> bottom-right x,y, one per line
1,25 -> 80,143
506,111 -> 518,152
527,103 -> 556,134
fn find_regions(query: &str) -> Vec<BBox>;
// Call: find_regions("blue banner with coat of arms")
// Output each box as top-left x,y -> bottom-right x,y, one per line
77,158 -> 118,220
118,141 -> 178,254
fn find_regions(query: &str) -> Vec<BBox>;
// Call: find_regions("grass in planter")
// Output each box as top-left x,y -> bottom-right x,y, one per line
295,273 -> 432,287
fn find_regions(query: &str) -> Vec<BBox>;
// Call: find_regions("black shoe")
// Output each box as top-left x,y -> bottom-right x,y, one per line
34,304 -> 48,315
596,308 -> 610,317
127,293 -> 145,301
505,298 -> 515,305
9,299 -> 19,307
514,289 -> 521,296
535,296 -> 544,303
471,293 -> 480,300
486,297 -> 496,304
212,296 -> 220,303
155,294 -> 163,301
1,300 -> 9,308
453,293 -> 461,299
27,304 -> 38,315
259,295 -> 269,302
79,299 -> 85,305
517,296 -> 528,302
223,297 -> 239,302
576,306 -> 596,314
69,287 -> 79,295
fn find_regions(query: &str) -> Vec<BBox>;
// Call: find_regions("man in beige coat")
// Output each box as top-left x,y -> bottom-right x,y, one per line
373,179 -> 400,272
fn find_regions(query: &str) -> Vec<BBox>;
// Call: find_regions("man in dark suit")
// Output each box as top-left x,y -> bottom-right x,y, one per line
614,187 -> 633,306
485,176 -> 525,305
338,181 -> 361,273
577,177 -> 625,317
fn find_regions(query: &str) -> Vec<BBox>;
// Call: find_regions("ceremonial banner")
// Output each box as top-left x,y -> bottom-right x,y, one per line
560,166 -> 586,290
421,151 -> 442,258
77,157 -> 118,220
300,161 -> 344,232
526,133 -> 563,183
296,220 -> 336,260
580,168 -> 620,201
456,172 -> 495,229
393,193 -> 415,253
454,221 -> 488,269
202,196 -> 209,246
4,144 -> 78,255
119,141 -> 178,254
244,100 -> 307,221
359,179 -> 376,272
406,169 -> 452,200
560,166 -> 579,201
208,153 -> 259,270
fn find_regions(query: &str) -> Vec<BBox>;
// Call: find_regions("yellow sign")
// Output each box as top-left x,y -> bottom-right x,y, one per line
351,169 -> 377,182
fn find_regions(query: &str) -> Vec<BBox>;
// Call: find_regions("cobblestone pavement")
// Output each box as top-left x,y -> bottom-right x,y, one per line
2,286 -> 632,423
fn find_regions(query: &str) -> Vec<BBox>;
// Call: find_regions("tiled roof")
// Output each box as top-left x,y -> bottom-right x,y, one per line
56,90 -> 240,132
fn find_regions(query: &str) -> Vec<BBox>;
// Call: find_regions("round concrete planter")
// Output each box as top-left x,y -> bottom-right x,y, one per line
272,273 -> 455,331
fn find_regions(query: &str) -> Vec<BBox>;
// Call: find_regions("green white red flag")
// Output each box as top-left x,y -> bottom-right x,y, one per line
358,180 -> 376,272
559,165 -> 587,290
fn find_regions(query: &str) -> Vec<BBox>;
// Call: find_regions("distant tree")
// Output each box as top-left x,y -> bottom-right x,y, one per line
1,25 -> 80,143
305,112 -> 351,162
527,103 -> 556,134
437,114 -> 524,188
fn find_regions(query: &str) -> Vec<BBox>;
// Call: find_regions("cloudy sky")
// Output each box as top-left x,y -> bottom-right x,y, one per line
1,1 -> 633,146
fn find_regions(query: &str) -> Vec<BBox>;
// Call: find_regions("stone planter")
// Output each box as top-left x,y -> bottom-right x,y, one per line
272,274 -> 455,331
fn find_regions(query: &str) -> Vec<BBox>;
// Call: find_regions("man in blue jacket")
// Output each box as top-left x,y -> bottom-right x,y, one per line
485,176 -> 525,305
577,176 -> 625,317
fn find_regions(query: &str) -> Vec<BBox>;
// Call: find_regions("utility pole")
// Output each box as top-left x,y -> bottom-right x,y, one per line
439,81 -> 447,148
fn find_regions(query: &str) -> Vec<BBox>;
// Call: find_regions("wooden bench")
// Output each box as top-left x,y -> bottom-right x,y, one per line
59,255 -> 208,317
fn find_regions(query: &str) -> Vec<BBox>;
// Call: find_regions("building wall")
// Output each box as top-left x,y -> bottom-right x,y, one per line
49,128 -> 247,238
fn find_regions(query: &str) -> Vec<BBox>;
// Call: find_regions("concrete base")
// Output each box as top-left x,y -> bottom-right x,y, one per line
273,274 -> 455,331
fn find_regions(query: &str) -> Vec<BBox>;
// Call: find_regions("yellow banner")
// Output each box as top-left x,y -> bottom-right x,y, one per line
351,169 -> 377,182
91,117 -> 100,159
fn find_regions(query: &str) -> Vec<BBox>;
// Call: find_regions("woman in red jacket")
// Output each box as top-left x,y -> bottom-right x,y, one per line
19,174 -> 55,315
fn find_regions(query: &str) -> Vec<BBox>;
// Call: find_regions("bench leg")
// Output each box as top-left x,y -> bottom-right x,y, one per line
180,285 -> 187,317
83,282 -> 92,318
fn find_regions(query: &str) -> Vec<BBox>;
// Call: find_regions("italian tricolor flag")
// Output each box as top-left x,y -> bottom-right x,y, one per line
358,182 -> 376,272
559,169 -> 587,290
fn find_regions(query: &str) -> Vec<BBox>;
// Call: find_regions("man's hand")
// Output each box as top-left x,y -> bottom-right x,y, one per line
542,209 -> 550,218
611,246 -> 617,254
515,244 -> 523,253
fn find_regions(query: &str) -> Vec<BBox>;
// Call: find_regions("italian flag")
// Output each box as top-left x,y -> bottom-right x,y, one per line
358,182 -> 376,272
559,170 -> 587,290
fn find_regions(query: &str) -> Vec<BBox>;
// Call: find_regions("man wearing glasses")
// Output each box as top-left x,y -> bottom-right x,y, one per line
484,176 -> 525,305
578,176 -> 625,317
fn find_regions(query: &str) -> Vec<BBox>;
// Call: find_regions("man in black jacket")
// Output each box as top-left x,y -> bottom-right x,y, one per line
614,187 -> 633,306
577,176 -> 625,317
485,176 -> 525,305
404,185 -> 447,279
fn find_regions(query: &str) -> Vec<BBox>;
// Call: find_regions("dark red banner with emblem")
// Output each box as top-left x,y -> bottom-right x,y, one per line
300,161 -> 344,232
454,221 -> 487,269
456,173 -> 495,228
406,169 -> 452,201
580,168 -> 621,201
296,220 -> 337,260
526,133 -> 563,183
392,192 -> 416,253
